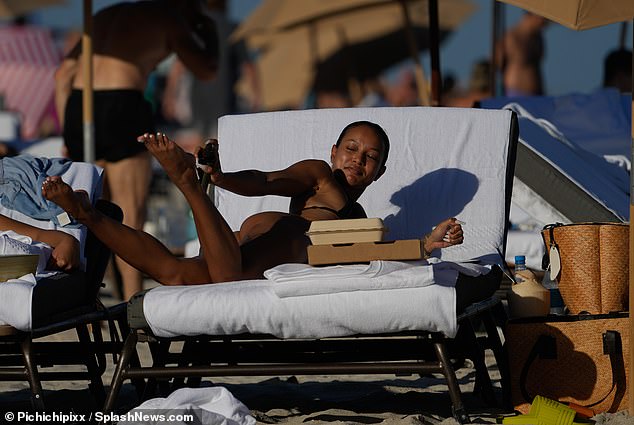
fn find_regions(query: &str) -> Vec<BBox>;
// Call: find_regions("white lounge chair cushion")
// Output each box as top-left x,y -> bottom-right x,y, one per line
215,107 -> 514,264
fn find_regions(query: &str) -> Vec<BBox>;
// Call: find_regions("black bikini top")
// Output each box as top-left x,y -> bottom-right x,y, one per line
301,198 -> 361,219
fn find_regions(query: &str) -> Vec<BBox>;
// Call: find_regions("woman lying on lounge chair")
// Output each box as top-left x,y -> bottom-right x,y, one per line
41,121 -> 463,286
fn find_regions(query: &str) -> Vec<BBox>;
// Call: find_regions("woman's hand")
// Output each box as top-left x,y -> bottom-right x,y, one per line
422,218 -> 464,257
47,234 -> 80,271
196,139 -> 223,184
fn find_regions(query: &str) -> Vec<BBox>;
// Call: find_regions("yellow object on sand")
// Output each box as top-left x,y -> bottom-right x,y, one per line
502,396 -> 588,425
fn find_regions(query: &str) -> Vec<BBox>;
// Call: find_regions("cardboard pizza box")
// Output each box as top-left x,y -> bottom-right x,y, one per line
307,239 -> 422,266
306,218 -> 387,245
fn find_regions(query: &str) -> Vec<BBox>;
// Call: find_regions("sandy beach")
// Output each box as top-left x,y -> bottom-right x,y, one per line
0,327 -> 506,424
2,303 -> 634,425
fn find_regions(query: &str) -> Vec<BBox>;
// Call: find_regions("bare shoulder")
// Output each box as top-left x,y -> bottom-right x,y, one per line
292,159 -> 332,177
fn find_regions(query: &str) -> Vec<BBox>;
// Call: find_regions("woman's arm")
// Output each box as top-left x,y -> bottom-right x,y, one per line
167,2 -> 218,81
0,215 -> 80,271
213,160 -> 331,197
199,141 -> 331,198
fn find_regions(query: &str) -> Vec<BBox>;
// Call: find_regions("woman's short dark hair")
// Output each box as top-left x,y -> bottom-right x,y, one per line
335,121 -> 390,168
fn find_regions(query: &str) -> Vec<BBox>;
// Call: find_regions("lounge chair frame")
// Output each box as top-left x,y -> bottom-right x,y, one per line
104,296 -> 508,423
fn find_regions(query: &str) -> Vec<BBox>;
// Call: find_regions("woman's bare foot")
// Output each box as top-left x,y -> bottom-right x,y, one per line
42,176 -> 93,221
137,132 -> 199,190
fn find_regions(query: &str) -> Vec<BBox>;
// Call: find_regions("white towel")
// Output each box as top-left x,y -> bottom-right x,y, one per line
143,278 -> 458,339
265,259 -> 491,298
0,230 -> 52,274
216,107 -> 513,264
0,273 -> 36,330
120,387 -> 255,425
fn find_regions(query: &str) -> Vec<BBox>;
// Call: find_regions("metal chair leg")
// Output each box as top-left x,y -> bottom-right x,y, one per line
463,318 -> 497,406
434,341 -> 470,424
76,323 -> 106,408
145,339 -> 171,398
481,305 -> 511,410
103,332 -> 138,414
21,337 -> 45,411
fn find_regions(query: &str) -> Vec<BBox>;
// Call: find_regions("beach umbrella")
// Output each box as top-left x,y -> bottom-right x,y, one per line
311,25 -> 452,100
0,0 -> 95,160
232,0 -> 476,109
495,0 -> 634,412
497,1 -> 634,31
0,0 -> 64,18
0,25 -> 61,139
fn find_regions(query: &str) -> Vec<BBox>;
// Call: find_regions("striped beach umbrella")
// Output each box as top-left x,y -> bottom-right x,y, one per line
0,25 -> 61,139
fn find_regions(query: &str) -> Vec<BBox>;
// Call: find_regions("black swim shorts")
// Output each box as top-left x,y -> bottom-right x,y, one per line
63,89 -> 155,162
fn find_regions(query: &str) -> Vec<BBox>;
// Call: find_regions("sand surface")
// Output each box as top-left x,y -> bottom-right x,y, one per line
0,324 -> 507,424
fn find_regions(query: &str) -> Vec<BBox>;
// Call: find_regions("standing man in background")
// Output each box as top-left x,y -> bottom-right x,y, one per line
162,0 -> 258,144
497,12 -> 548,96
55,0 -> 219,301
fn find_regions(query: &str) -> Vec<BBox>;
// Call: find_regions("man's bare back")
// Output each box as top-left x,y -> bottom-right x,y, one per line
68,0 -> 218,92
54,0 -> 219,300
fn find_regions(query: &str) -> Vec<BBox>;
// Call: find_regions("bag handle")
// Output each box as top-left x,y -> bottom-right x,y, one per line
519,330 -> 626,409
541,223 -> 563,270
519,334 -> 556,402
595,330 -> 627,411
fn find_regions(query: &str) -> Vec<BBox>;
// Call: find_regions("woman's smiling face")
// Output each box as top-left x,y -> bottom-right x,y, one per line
330,124 -> 386,189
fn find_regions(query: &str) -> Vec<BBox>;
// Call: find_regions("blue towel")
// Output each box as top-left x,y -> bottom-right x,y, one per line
0,154 -> 74,226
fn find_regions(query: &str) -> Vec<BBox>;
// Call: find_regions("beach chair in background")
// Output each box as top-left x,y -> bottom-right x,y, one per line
0,163 -> 129,411
103,107 -> 519,423
479,90 -> 630,269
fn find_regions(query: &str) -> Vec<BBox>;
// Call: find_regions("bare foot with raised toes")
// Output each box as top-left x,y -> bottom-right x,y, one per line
42,176 -> 93,222
137,132 -> 199,190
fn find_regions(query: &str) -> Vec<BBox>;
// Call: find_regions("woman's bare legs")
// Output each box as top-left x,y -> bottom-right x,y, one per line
138,132 -> 243,283
42,176 -> 210,285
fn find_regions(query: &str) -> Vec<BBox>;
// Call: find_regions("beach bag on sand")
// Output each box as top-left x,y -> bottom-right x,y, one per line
505,313 -> 629,414
541,223 -> 629,314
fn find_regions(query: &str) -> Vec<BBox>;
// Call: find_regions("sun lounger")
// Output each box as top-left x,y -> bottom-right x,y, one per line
479,90 -> 629,268
103,107 -> 519,422
0,161 -> 128,410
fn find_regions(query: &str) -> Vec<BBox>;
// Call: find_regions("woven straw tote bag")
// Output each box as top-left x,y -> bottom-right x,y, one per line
541,223 -> 628,314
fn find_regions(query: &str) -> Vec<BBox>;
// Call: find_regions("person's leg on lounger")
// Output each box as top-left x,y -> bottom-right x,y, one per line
42,177 -> 213,285
41,134 -> 292,285
139,132 -> 244,283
